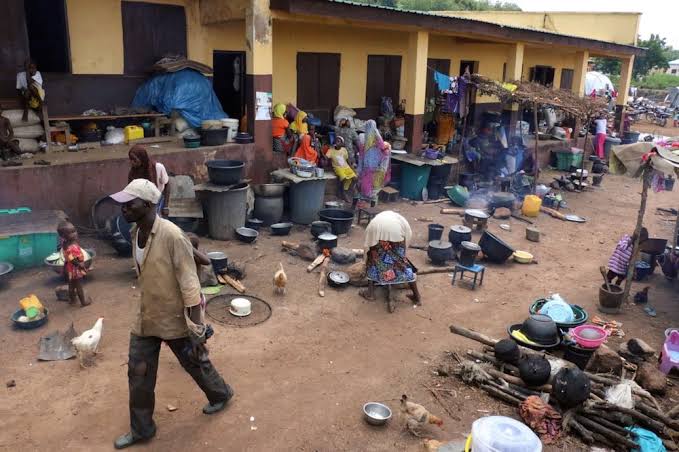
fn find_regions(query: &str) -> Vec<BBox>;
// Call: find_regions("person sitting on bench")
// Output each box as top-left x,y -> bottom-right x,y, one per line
0,105 -> 22,160
16,58 -> 45,122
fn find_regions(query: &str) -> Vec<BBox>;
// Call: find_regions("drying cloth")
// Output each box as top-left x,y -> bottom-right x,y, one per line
434,71 -> 450,92
627,426 -> 666,452
364,211 -> 412,249
519,395 -> 562,444
38,324 -> 77,361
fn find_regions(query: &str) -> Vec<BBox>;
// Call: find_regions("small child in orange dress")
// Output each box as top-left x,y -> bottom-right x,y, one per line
59,222 -> 92,307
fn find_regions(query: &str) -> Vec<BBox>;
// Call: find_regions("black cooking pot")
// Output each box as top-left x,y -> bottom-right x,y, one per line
207,251 -> 228,274
206,160 -> 244,185
317,232 -> 338,250
270,222 -> 293,236
311,221 -> 332,238
479,231 -> 515,263
449,225 -> 472,248
459,241 -> 480,267
494,339 -> 521,364
427,240 -> 452,265
318,209 -> 354,235
246,218 -> 264,230
552,367 -> 591,408
490,192 -> 516,210
518,356 -> 551,387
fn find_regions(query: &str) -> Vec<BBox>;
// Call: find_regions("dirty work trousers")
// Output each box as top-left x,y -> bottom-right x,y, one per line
127,334 -> 231,439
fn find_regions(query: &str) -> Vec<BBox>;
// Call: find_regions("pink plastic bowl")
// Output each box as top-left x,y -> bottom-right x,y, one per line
571,324 -> 609,349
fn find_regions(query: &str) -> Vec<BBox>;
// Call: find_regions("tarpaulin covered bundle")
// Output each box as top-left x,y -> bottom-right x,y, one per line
132,68 -> 226,127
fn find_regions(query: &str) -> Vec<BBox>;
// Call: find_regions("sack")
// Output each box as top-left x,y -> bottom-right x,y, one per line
12,124 -> 44,139
103,127 -> 125,145
17,138 -> 39,152
2,109 -> 40,127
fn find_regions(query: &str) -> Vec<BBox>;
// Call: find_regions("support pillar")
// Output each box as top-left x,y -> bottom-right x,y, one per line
505,43 -> 525,134
616,56 -> 634,133
245,0 -> 273,182
404,31 -> 429,153
572,50 -> 589,97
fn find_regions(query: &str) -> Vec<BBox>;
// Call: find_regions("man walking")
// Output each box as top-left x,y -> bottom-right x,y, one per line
110,179 -> 233,449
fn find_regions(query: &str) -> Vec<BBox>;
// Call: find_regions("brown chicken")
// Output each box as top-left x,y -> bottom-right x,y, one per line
400,394 -> 443,436
273,262 -> 287,295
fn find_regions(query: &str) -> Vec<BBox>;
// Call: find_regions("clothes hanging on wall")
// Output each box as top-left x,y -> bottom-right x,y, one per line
434,71 -> 451,92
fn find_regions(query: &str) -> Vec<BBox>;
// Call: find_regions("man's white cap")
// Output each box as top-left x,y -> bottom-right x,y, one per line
110,178 -> 161,204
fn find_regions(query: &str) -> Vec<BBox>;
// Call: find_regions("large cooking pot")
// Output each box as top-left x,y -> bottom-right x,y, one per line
311,221 -> 332,238
252,183 -> 286,198
449,225 -> 472,248
479,231 -> 514,263
317,232 -> 338,250
206,160 -> 244,185
318,209 -> 354,235
427,240 -> 452,265
552,367 -> 591,408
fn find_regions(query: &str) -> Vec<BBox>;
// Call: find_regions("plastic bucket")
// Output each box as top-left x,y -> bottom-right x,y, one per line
399,164 -> 431,201
221,118 -> 240,142
428,224 -> 444,242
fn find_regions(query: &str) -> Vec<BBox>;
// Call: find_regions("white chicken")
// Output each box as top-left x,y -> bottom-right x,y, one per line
72,317 -> 104,367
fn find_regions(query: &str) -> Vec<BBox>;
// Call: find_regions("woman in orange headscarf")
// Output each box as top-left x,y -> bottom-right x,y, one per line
293,133 -> 318,164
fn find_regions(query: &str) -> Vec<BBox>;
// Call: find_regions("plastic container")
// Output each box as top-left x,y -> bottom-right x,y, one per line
571,324 -> 608,349
447,185 -> 469,207
604,137 -> 621,160
221,118 -> 239,142
0,232 -> 58,269
428,224 -> 444,242
201,128 -> 229,146
19,294 -> 44,313
124,125 -> 144,143
555,151 -> 583,171
203,184 -> 248,240
521,195 -> 542,218
399,164 -> 431,201
470,416 -> 542,452
289,180 -> 327,224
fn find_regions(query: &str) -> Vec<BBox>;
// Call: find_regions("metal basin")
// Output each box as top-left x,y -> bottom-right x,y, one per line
363,402 -> 392,426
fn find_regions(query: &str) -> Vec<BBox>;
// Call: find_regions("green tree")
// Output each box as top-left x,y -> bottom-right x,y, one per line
591,57 -> 621,76
633,34 -> 671,78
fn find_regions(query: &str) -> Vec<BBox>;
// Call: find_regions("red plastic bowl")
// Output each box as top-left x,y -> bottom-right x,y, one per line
571,324 -> 608,349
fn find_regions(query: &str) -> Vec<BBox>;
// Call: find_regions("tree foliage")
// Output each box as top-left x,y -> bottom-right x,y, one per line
353,0 -> 521,11
633,34 -> 673,78
636,73 -> 679,90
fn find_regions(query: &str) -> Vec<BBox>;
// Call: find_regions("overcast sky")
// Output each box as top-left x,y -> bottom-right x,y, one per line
511,0 -> 679,49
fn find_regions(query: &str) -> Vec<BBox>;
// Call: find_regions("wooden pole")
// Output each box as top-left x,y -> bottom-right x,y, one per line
622,162 -> 651,303
673,209 -> 679,251
532,102 -> 540,188
579,117 -> 591,188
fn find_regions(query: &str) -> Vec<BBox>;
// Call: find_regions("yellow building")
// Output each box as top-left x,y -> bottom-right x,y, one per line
2,0 -> 642,157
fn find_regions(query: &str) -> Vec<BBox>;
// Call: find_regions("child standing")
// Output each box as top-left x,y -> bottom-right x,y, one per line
186,233 -> 218,286
607,227 -> 648,285
59,222 -> 92,307
325,136 -> 357,202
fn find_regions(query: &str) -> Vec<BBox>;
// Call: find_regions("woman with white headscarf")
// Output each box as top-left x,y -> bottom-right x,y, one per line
360,210 -> 420,313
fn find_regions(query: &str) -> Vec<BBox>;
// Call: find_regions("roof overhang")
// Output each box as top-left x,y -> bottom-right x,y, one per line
271,0 -> 645,57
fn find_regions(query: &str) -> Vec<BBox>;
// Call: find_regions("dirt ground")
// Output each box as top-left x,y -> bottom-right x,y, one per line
629,118 -> 679,137
2,170 -> 678,452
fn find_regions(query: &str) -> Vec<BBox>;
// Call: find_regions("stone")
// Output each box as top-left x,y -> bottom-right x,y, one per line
331,247 -> 356,265
635,362 -> 667,395
627,338 -> 656,358
586,345 -> 622,374
493,207 -> 511,219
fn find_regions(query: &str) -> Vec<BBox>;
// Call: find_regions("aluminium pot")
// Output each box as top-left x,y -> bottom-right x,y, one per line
317,232 -> 338,250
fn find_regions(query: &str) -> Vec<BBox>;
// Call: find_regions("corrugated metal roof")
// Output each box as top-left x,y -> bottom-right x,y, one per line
324,0 -> 641,51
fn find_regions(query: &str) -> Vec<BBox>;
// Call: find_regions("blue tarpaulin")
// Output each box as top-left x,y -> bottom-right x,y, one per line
132,69 -> 226,128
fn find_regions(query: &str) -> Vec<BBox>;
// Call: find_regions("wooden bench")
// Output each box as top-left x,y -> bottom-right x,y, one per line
356,207 -> 381,226
379,186 -> 399,202
48,112 -> 168,146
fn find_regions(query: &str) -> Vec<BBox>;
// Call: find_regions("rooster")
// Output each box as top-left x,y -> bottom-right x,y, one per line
72,317 -> 104,367
634,286 -> 649,305
400,394 -> 443,437
273,262 -> 287,295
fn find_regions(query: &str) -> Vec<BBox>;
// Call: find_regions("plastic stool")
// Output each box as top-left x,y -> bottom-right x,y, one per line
660,330 -> 679,375
451,263 -> 485,289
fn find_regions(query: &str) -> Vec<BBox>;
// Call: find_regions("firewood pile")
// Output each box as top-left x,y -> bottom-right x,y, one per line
446,324 -> 679,451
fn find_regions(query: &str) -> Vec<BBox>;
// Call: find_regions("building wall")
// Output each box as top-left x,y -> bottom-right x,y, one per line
271,21 -> 408,108
436,11 -> 640,46
523,47 -> 577,89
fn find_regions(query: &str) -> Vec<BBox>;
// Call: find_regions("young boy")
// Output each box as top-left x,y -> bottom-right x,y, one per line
607,227 -> 648,285
58,221 -> 92,307
325,136 -> 357,202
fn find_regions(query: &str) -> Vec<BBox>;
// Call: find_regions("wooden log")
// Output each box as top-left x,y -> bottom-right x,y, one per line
510,214 -> 534,224
579,411 -> 631,436
485,380 -> 530,402
479,384 -> 521,406
667,404 -> 679,419
418,266 -> 456,275
664,439 -> 679,451
593,403 -> 667,436
568,418 -> 594,444
440,208 -> 466,215
318,257 -> 330,297
540,206 -> 566,220
485,367 -> 552,392
307,254 -> 326,272
636,402 -> 679,431
218,274 -> 246,293
575,415 -> 638,449
623,162 -> 651,303
450,324 -> 497,347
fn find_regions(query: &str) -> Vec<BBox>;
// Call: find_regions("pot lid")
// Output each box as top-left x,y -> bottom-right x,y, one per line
461,241 -> 481,251
465,209 -> 489,219
450,225 -> 472,234
318,232 -> 337,240
428,240 -> 452,249
328,271 -> 349,283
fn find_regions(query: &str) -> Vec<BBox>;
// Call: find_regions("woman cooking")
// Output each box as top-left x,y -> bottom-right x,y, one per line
355,120 -> 391,207
128,145 -> 170,216
361,210 -> 421,313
